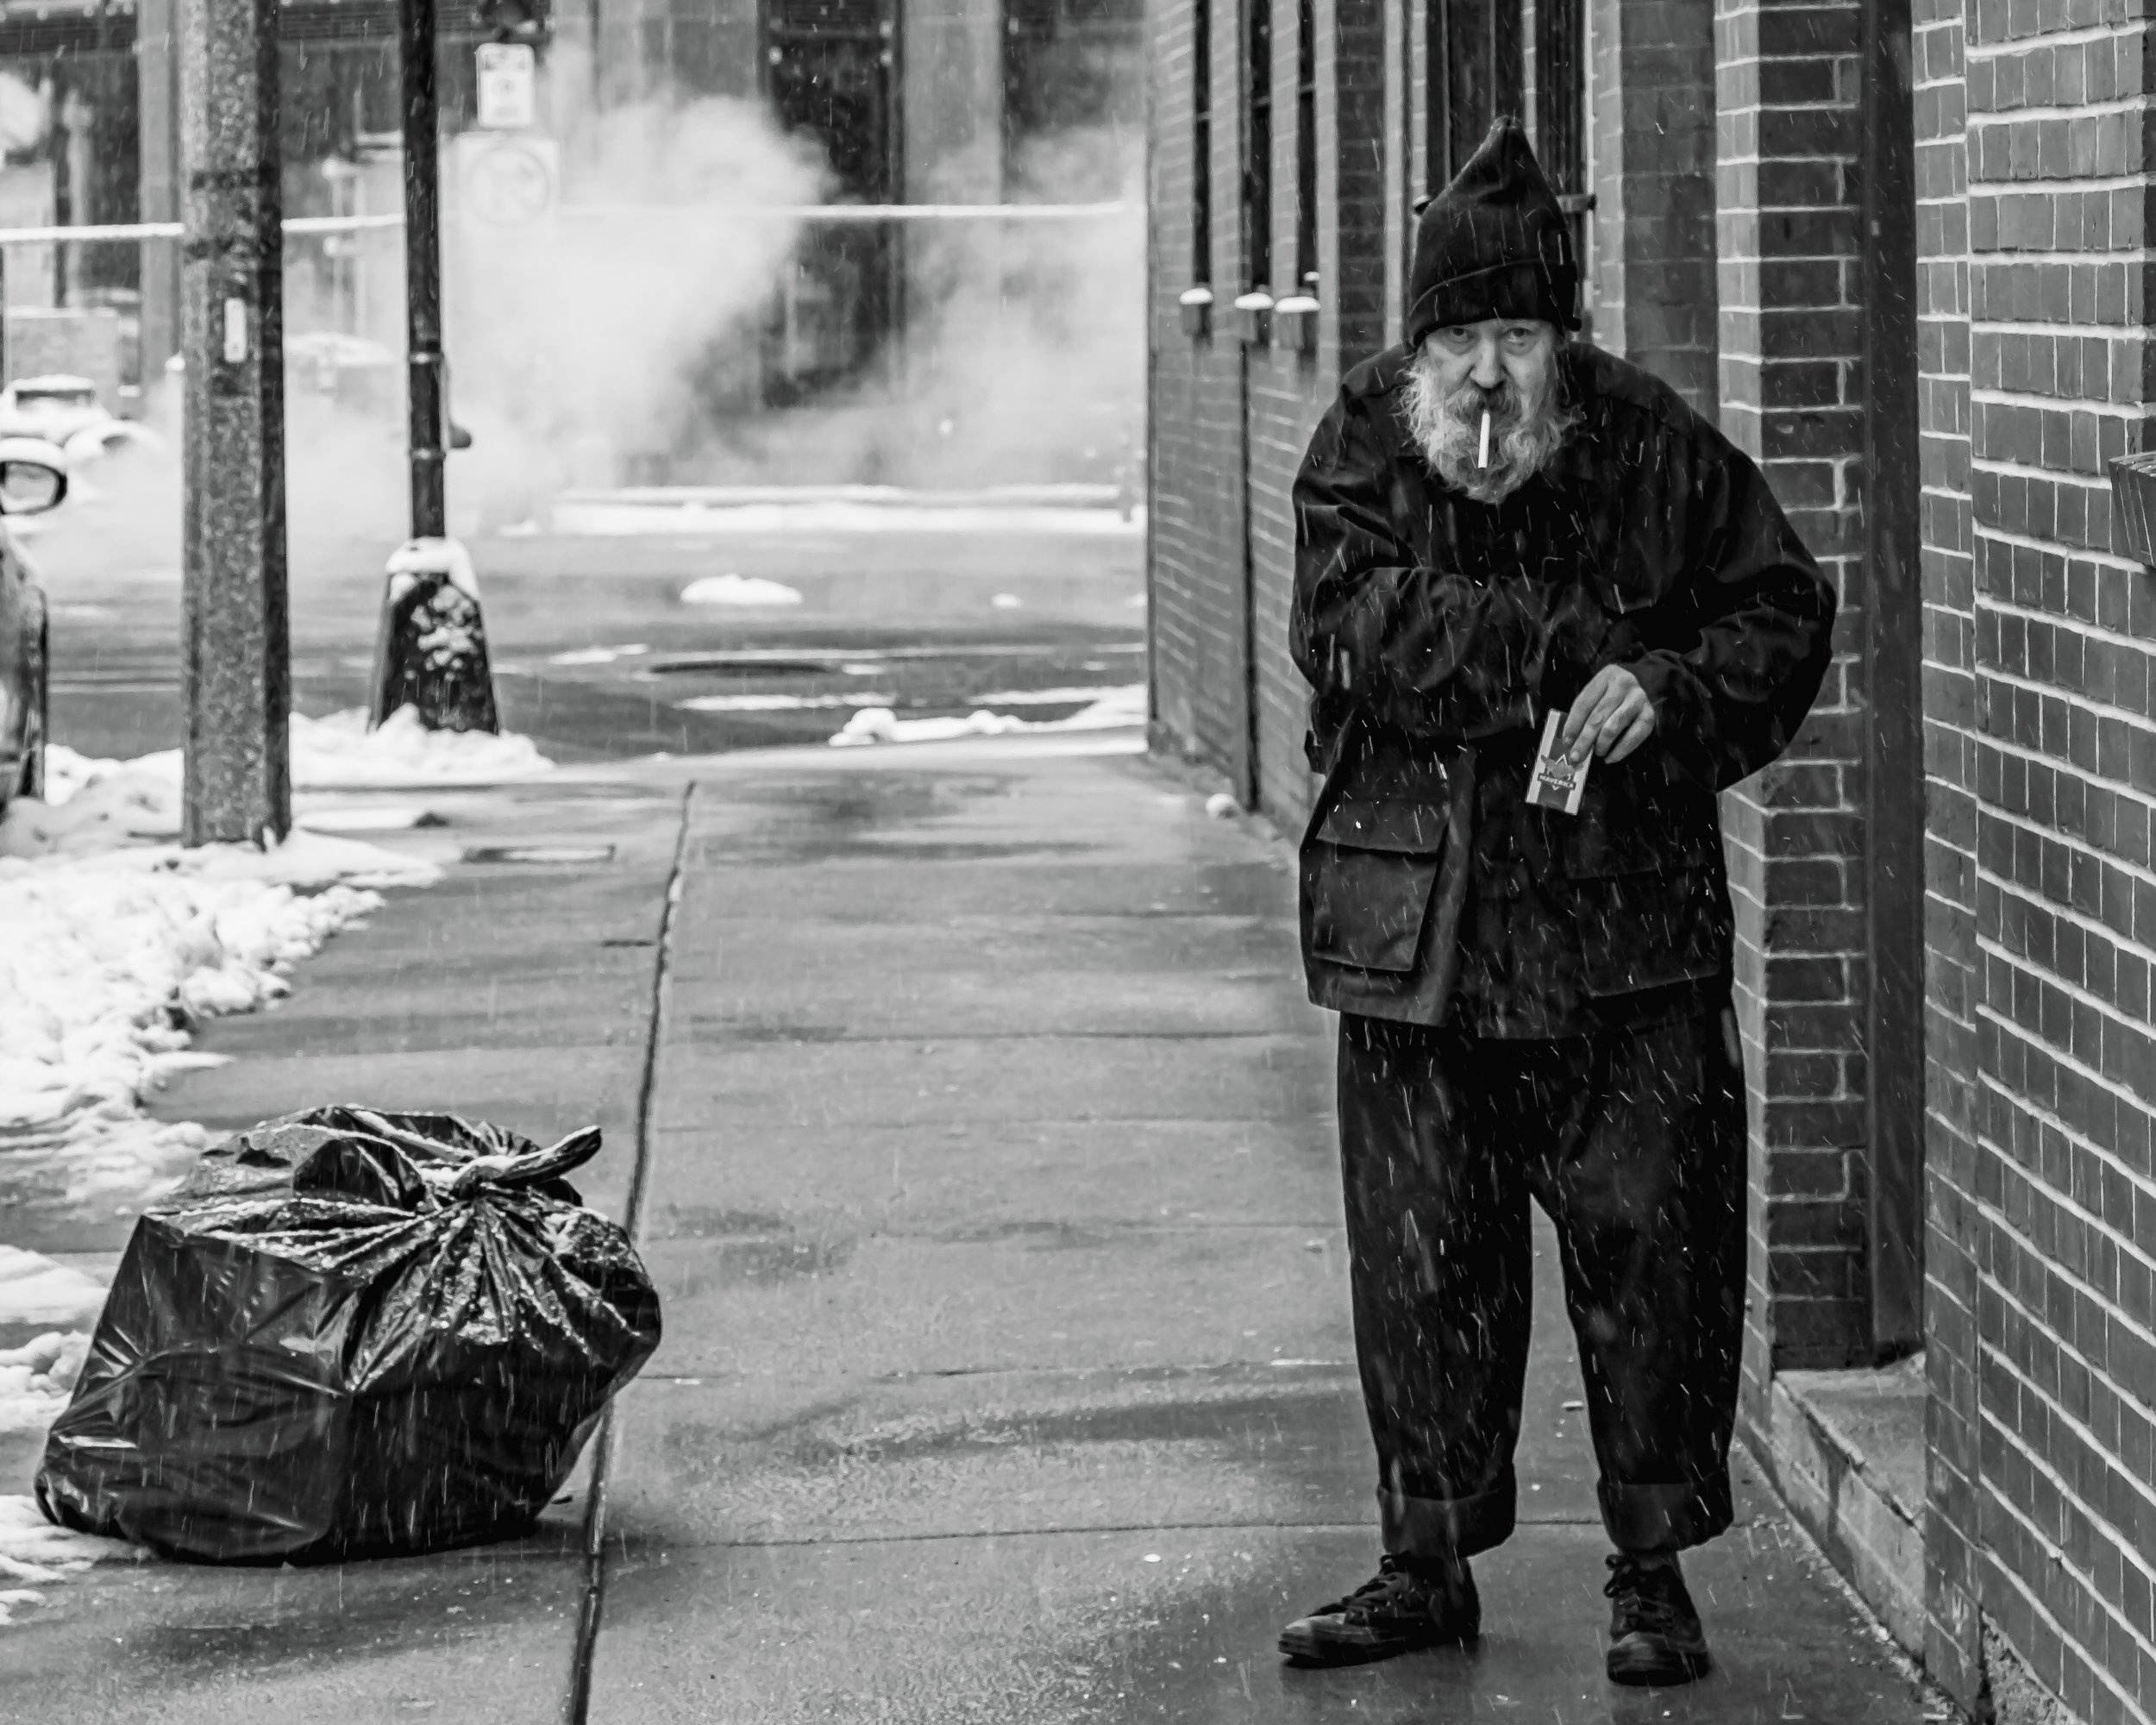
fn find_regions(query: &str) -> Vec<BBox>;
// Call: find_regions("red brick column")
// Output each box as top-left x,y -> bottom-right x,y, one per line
1713,0 -> 1873,1395
1911,0 -> 1981,1704
1942,11 -> 2156,1722
1148,0 -> 1254,768
1584,0 -> 1720,414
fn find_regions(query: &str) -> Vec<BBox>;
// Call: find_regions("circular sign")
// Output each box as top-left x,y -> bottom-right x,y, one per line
461,137 -> 557,227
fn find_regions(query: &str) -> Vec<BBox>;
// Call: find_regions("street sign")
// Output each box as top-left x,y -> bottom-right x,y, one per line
475,42 -> 536,130
455,133 -> 559,227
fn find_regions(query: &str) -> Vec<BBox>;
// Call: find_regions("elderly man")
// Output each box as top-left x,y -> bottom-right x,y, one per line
1276,119 -> 1836,1684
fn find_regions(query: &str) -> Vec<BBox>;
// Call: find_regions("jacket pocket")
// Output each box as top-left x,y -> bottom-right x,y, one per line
1300,798 -> 1449,974
1567,862 -> 1730,996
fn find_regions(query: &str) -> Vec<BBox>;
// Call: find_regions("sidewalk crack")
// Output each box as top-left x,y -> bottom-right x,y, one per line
564,778 -> 693,1725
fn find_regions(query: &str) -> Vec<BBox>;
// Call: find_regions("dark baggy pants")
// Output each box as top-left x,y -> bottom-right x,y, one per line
1336,1008 -> 1746,1559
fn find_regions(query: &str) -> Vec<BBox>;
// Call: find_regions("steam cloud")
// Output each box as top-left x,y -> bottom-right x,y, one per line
24,59 -> 1144,572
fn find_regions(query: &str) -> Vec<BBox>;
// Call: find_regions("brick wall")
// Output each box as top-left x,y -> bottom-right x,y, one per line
1585,0 -> 1720,414
1934,10 -> 2156,1722
1149,0 -> 1254,774
1246,0 -> 1326,825
1150,0 -> 1396,825
1913,0 -> 1982,1702
1714,0 -> 1874,1394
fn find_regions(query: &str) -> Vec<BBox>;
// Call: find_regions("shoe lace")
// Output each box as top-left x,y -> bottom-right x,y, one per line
1320,1554 -> 1429,1619
1603,1554 -> 1685,1633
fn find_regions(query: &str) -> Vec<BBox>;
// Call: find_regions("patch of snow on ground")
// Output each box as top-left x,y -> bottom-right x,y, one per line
286,707 -> 553,787
0,1248 -> 107,1329
0,1328 -> 90,1436
548,643 -> 650,666
680,574 -> 805,607
965,687 -> 1137,706
0,1486 -> 144,1623
0,833 -> 424,1209
830,685 -> 1146,748
680,693 -> 896,713
22,705 -> 551,821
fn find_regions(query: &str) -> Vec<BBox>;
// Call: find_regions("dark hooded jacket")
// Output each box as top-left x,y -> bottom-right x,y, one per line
1289,339 -> 1836,1026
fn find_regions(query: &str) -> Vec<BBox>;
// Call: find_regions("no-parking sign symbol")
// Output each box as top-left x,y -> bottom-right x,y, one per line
457,134 -> 559,228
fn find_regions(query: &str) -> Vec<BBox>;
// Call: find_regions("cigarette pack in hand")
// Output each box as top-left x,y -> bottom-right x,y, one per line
1526,711 -> 1589,814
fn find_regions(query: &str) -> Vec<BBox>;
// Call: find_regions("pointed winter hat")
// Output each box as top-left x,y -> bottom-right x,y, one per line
1406,116 -> 1579,344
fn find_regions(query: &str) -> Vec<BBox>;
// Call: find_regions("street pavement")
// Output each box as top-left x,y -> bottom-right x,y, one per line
28,511 -> 1148,766
3,729 -> 1940,1723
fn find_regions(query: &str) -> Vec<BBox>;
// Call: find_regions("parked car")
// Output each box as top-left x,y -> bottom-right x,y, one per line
0,438 -> 75,806
0,375 -> 164,468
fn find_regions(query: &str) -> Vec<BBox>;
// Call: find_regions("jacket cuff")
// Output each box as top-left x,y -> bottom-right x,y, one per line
1622,652 -> 1720,788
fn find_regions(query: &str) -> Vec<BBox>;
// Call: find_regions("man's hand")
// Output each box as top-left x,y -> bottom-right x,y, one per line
1559,665 -> 1657,765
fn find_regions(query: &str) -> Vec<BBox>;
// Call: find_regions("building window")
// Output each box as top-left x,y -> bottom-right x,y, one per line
1427,0 -> 1521,187
1244,0 -> 1272,290
1294,0 -> 1314,290
1193,0 -> 1212,282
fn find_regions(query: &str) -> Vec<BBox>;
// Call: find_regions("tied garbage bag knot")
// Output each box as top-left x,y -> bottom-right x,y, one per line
32,1107 -> 661,1565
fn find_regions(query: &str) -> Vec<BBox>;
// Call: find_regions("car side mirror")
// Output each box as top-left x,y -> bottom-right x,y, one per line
0,456 -> 66,515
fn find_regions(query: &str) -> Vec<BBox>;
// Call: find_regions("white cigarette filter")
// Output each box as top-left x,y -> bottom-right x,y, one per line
1477,408 -> 1492,467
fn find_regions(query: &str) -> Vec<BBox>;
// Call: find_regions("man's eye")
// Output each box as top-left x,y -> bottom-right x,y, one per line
1501,328 -> 1538,349
1438,329 -> 1476,350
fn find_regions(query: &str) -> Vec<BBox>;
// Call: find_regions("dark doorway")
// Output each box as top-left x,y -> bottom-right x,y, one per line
761,0 -> 903,402
1532,0 -> 1589,297
1426,0 -> 1520,188
1862,0 -> 1923,1360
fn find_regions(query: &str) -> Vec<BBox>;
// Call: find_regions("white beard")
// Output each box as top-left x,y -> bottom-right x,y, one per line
1401,343 -> 1579,504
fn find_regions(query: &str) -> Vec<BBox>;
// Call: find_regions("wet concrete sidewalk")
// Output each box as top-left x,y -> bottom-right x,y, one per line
6,738 -> 1940,1723
584,740 -> 1934,1723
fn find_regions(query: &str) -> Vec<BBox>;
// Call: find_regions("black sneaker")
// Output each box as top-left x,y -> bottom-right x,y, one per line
1277,1553 -> 1480,1667
1603,1552 -> 1712,1685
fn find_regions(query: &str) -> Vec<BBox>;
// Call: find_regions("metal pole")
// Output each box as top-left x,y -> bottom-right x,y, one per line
401,0 -> 447,538
177,0 -> 289,845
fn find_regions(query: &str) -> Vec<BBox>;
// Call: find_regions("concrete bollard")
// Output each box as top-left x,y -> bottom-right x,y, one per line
368,536 -> 499,734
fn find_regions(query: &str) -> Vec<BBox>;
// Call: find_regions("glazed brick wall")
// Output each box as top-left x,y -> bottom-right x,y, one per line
1150,0 -> 1396,821
1946,9 -> 2156,1722
1714,0 -> 1875,1394
1913,0 -> 1983,1703
1584,0 -> 1720,414
1149,0 -> 1252,773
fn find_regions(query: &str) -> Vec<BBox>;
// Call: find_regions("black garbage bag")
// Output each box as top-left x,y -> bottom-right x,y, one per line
34,1107 -> 660,1563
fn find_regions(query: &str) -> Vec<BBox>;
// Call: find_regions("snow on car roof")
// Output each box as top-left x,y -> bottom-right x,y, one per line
9,374 -> 97,393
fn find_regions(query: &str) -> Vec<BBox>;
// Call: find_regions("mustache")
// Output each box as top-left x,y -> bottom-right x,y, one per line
1443,379 -> 1528,424
1401,350 -> 1575,501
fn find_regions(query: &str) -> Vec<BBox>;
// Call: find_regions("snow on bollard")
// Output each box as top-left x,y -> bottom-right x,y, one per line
370,537 -> 498,735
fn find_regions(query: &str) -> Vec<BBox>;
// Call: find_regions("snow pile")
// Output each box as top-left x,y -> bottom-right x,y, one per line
0,1328 -> 89,1437
680,692 -> 895,713
680,574 -> 805,606
0,1249 -> 107,1330
0,844 -> 419,1208
284,707 -> 553,788
0,756 -> 181,856
8,706 -> 553,833
830,684 -> 1145,748
0,1490 -> 142,1625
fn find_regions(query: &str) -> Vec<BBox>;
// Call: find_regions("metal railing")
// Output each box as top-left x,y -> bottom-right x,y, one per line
0,204 -> 1134,248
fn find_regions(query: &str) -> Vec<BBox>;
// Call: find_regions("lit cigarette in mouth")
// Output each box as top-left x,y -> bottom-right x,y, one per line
1477,409 -> 1492,468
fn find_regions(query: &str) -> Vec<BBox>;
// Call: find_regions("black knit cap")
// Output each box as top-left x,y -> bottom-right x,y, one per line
1405,116 -> 1579,345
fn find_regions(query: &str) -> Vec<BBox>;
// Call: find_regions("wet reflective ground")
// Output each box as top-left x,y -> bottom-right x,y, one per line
30,518 -> 1144,765
5,721 -> 1938,1722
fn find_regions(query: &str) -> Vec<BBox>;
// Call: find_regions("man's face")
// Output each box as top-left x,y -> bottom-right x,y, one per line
1404,316 -> 1570,503
1425,317 -> 1559,403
